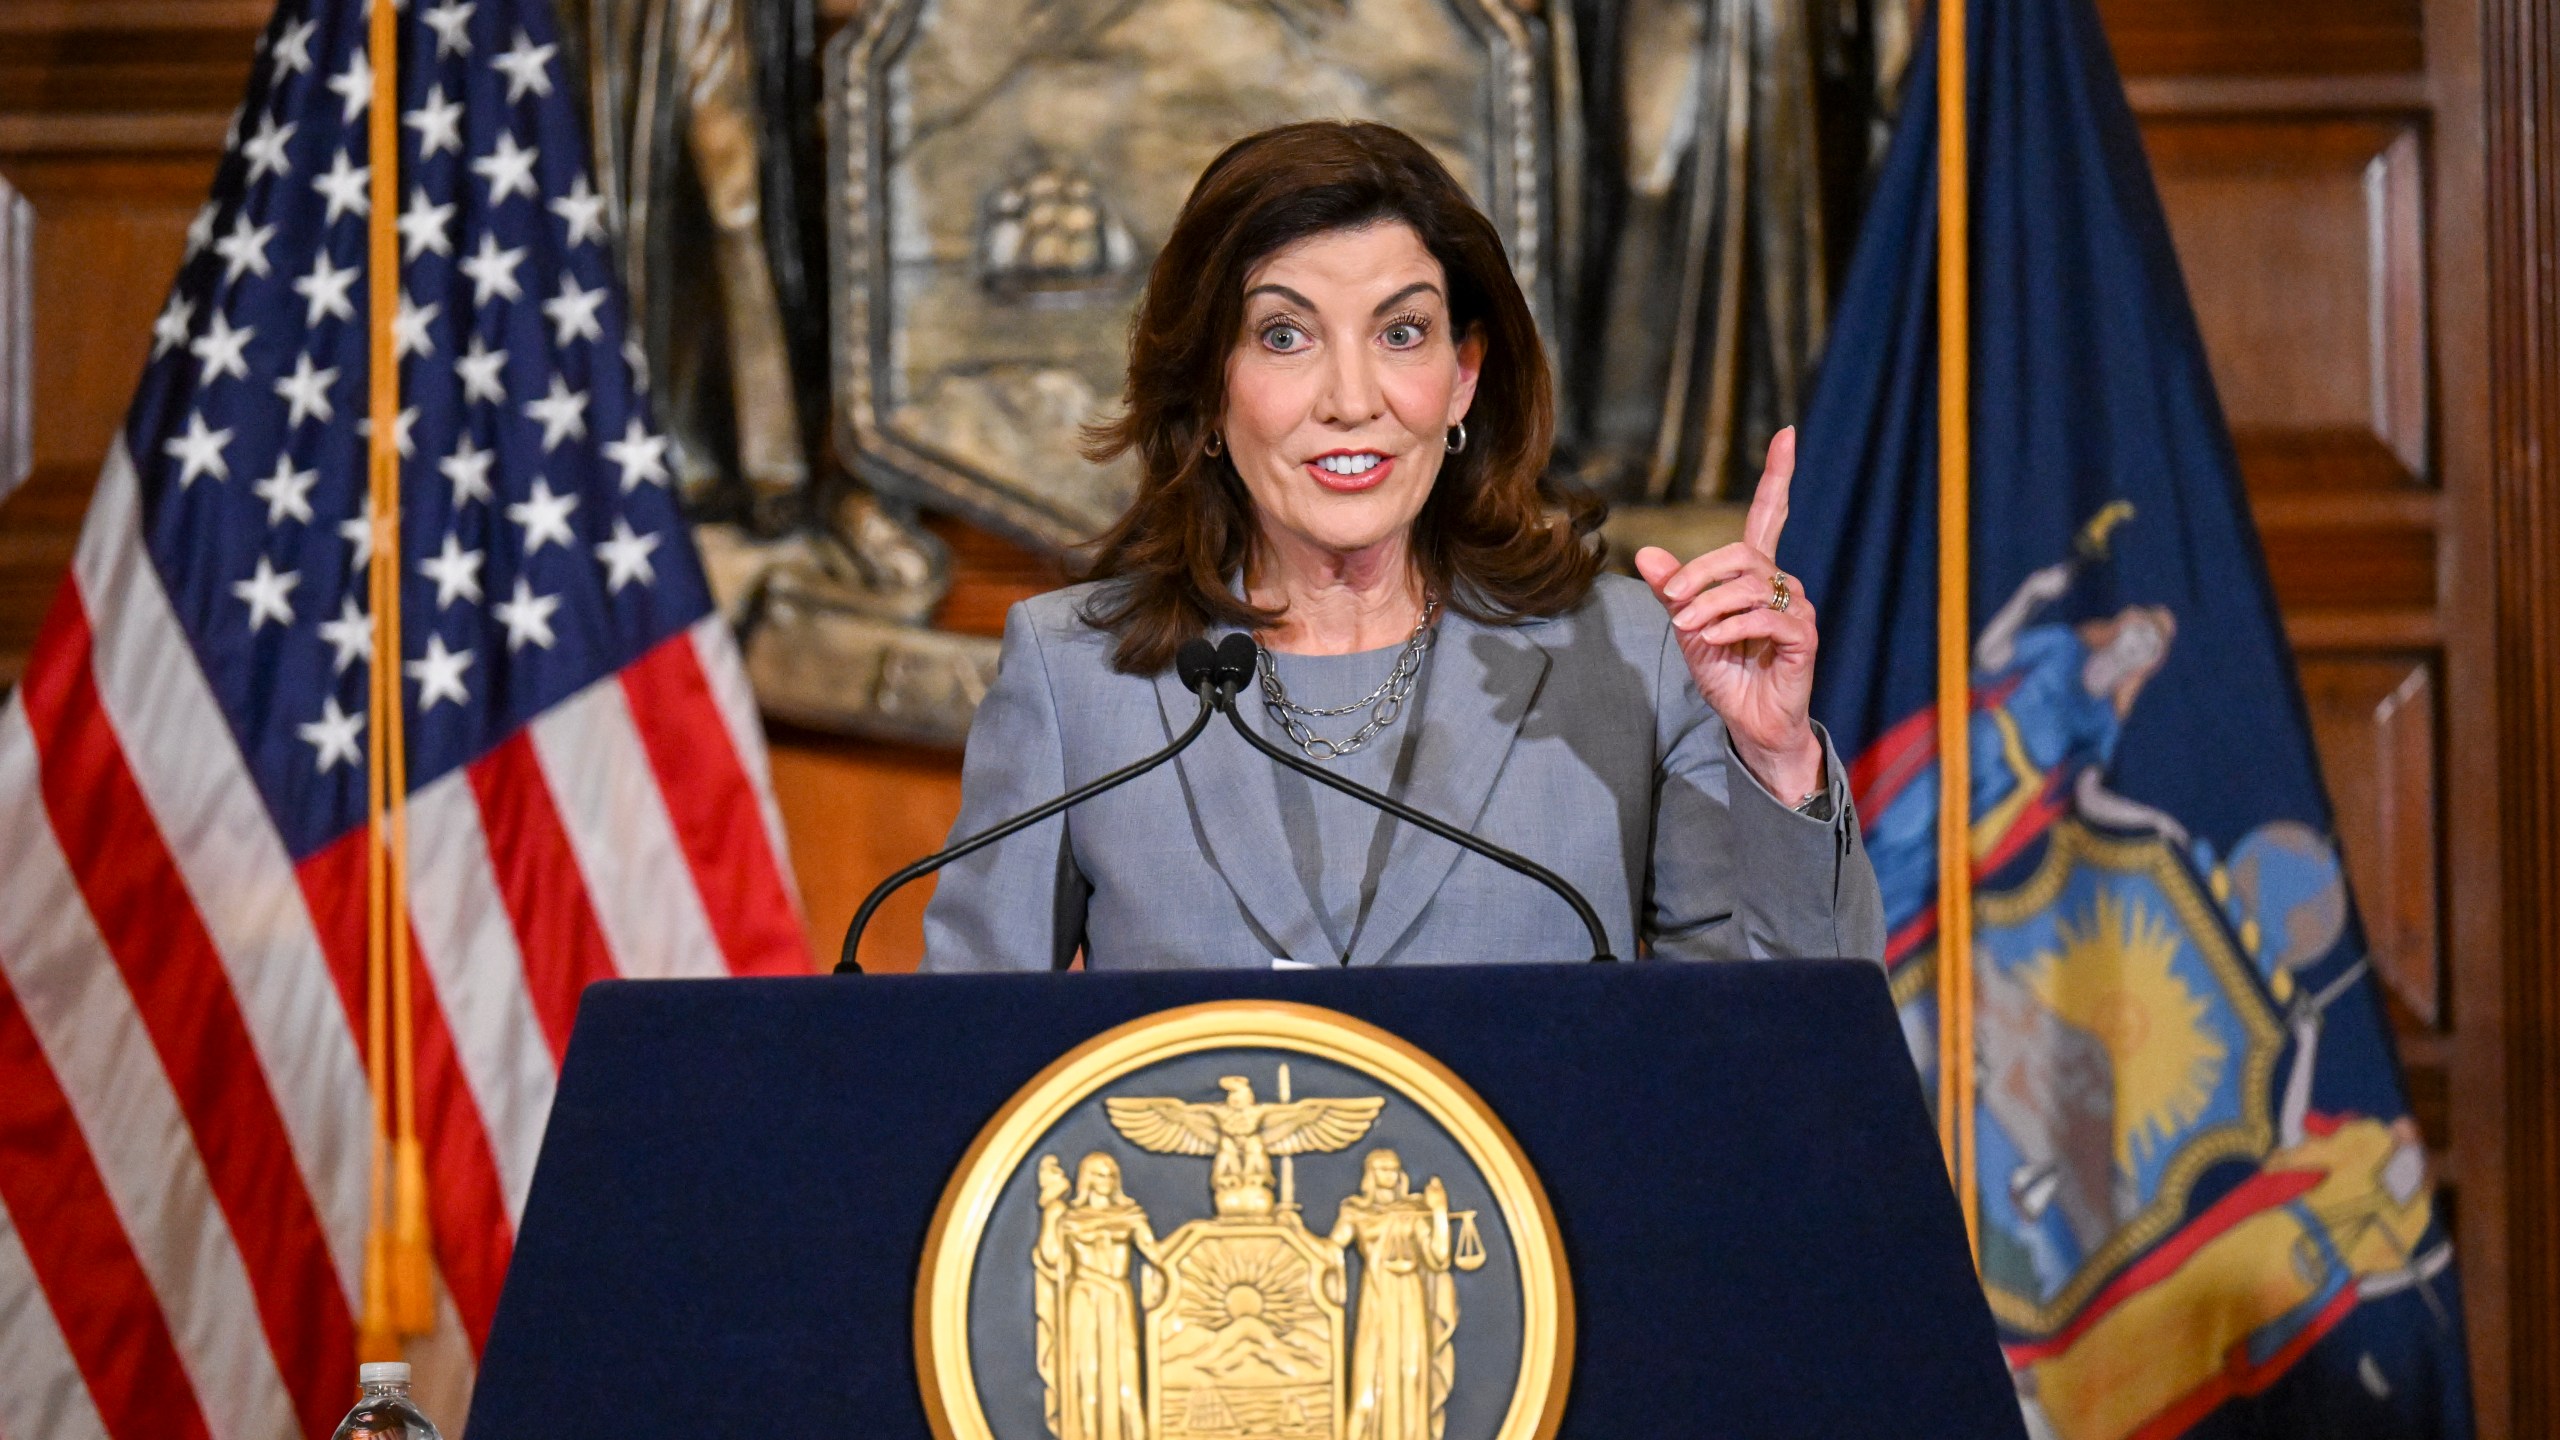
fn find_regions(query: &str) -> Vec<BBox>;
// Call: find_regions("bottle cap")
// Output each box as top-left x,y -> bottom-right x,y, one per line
359,1361 -> 411,1386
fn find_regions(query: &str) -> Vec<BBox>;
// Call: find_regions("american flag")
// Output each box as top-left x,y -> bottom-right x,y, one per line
0,0 -> 811,1431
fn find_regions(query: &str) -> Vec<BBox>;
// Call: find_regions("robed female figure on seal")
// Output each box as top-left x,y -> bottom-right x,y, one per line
1035,1153 -> 1163,1440
1328,1150 -> 1459,1440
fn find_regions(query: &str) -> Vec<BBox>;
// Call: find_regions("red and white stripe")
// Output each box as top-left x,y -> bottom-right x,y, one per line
0,442 -> 811,1437
0,1198 -> 114,1440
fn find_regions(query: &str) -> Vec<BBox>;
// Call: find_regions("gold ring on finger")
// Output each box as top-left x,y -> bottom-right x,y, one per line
1768,573 -> 1792,613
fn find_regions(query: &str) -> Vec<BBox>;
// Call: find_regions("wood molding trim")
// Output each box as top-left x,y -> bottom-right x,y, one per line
0,3 -> 273,32
0,113 -> 230,156
2124,73 -> 2433,115
2285,608 -> 2443,650
2482,0 -> 2560,1425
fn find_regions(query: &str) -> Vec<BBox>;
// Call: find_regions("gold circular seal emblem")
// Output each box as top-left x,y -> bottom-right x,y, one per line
916,1001 -> 1573,1440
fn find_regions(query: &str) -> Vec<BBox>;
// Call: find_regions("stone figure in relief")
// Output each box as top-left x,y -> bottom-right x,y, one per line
1557,0 -> 1909,510
560,0 -> 983,746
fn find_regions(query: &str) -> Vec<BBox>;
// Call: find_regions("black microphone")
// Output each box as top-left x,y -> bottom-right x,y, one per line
1207,633 -> 1618,963
1183,632 -> 1260,697
833,636 -> 1249,974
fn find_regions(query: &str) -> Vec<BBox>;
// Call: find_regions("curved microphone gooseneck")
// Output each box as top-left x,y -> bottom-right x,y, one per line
832,637 -> 1255,974
1199,634 -> 1618,963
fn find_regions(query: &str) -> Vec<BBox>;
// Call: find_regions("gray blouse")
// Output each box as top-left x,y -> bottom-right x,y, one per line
1251,642 -> 1431,960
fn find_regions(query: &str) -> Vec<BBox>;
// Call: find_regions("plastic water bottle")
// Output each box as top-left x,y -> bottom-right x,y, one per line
331,1362 -> 444,1440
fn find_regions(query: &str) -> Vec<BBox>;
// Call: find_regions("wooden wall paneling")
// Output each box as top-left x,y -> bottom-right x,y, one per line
2145,114 -> 2431,491
0,5 -> 257,682
921,512 -> 1071,638
0,147 -> 219,683
2,173 -> 27,499
771,731 -> 963,974
8,152 -> 214,475
2096,0 -> 2425,77
2300,654 -> 2443,1029
2373,124 -> 2430,477
0,3 -> 268,119
2476,0 -> 2560,1425
0,469 -> 79,688
2136,92 -> 2459,1145
2255,501 -> 2439,610
2109,0 -> 2560,1425
2410,0 -> 2523,1421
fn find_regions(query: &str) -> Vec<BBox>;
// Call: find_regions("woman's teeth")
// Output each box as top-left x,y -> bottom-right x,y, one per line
1315,454 -> 1383,476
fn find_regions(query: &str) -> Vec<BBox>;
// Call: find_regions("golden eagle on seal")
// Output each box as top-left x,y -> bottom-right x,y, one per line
1106,1077 -> 1384,1216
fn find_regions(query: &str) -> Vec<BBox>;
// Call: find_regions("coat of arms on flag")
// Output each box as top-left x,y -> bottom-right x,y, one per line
0,0 -> 809,1428
1784,0 -> 2475,1435
1860,509 -> 2453,1436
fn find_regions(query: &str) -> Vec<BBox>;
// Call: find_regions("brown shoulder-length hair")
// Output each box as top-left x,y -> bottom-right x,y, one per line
1078,120 -> 1605,674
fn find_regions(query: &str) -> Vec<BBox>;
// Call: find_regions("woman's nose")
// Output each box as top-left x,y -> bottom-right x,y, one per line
1313,344 -> 1386,426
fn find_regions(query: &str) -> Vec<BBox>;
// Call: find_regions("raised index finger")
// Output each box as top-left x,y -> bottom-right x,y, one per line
1743,425 -> 1797,558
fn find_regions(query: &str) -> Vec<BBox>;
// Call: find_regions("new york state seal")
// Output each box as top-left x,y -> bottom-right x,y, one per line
916,1002 -> 1572,1440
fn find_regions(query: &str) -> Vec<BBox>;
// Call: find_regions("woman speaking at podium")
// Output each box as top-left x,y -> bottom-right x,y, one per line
919,121 -> 1884,972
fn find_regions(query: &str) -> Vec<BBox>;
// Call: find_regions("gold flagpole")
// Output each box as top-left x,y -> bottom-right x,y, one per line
1934,0 -> 1980,1260
357,0 -> 402,1361
359,0 -> 433,1351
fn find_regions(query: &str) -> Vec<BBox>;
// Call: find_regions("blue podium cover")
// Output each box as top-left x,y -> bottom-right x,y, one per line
467,962 -> 2023,1437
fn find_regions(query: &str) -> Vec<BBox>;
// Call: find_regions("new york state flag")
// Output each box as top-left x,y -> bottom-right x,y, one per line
1783,0 -> 2476,1436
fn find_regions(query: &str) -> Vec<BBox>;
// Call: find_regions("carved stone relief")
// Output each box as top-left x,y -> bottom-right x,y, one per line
576,0 -> 1899,745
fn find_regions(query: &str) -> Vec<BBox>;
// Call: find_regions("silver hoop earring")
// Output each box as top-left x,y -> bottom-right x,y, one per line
1205,432 -> 1225,458
1446,422 -> 1468,455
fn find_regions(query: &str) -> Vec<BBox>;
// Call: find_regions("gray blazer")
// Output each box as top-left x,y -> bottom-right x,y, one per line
919,574 -> 1885,971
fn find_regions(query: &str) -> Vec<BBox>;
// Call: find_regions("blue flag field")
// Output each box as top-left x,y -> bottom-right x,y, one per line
1783,0 -> 2477,1435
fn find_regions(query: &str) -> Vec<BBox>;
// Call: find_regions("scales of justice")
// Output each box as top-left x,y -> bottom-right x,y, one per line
1032,1067 -> 1491,1440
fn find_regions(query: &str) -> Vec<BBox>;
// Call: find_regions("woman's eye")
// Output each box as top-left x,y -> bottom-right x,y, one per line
1262,325 -> 1305,352
1383,322 -> 1424,348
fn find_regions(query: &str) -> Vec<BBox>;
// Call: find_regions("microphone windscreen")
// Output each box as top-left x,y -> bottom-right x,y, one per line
1213,632 -> 1260,688
1175,636 -> 1221,694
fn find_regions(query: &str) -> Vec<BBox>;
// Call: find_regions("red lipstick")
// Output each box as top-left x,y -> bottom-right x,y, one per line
1303,449 -> 1395,494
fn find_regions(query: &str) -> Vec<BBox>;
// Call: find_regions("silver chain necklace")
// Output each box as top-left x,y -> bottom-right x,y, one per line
1255,596 -> 1439,761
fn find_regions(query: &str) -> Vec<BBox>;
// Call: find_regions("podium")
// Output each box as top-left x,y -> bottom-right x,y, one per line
466,962 -> 2024,1438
